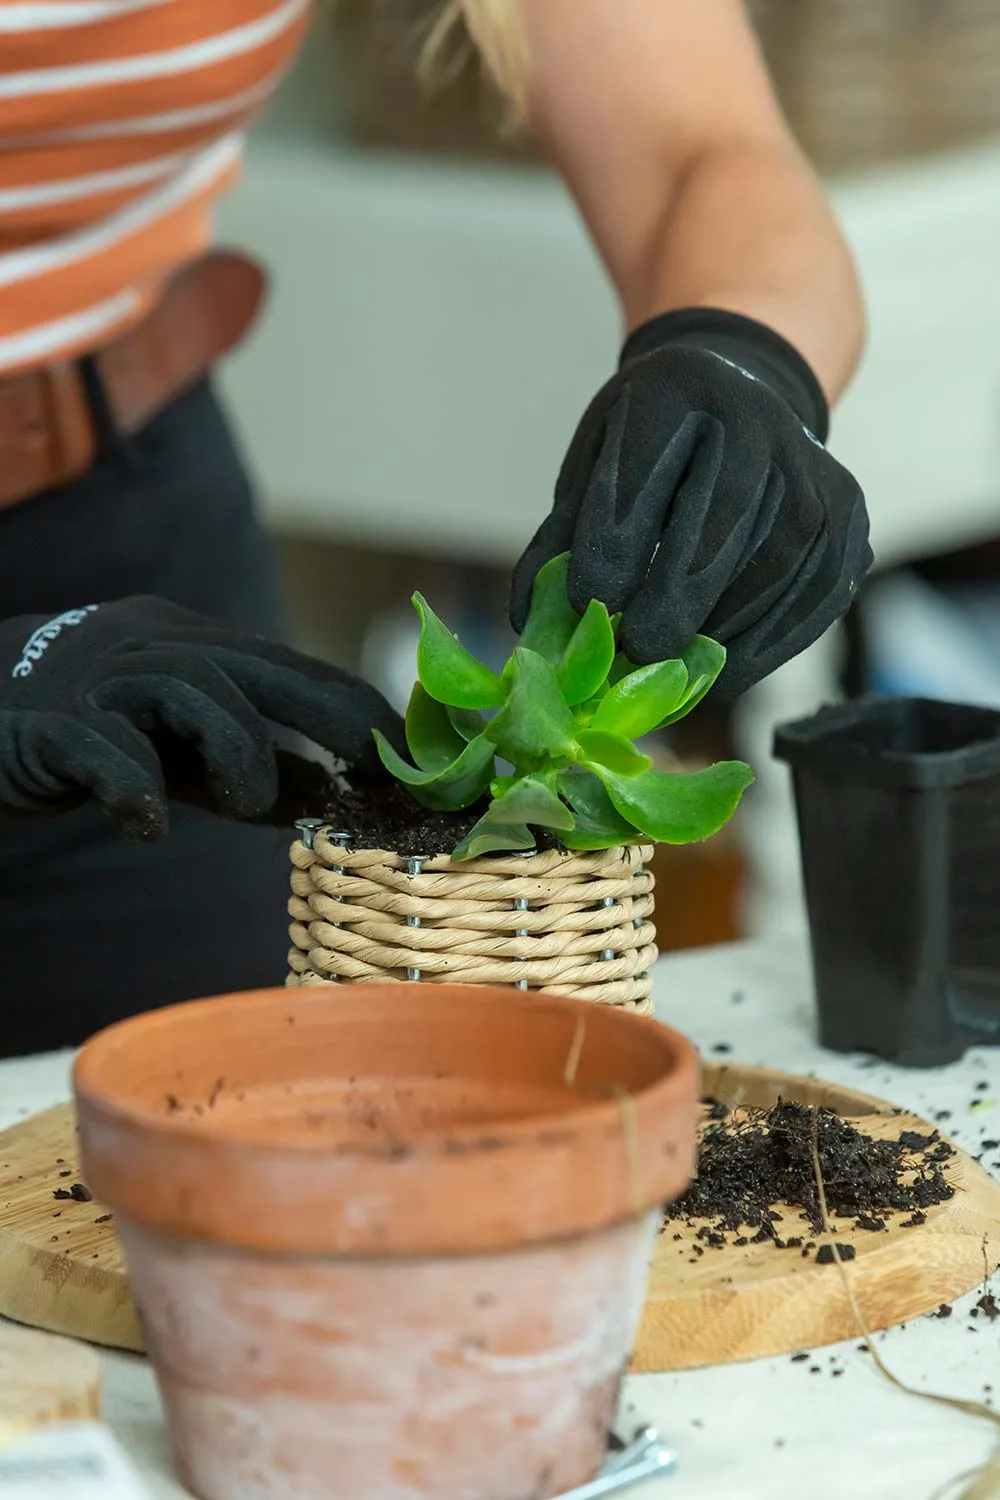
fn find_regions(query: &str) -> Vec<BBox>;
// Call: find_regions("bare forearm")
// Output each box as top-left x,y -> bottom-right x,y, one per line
621,139 -> 864,403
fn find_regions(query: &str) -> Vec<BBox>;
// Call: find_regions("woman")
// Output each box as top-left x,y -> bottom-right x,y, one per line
0,0 -> 869,1052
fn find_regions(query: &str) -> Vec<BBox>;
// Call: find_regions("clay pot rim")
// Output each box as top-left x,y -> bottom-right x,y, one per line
75,984 -> 701,1254
74,984 -> 696,1162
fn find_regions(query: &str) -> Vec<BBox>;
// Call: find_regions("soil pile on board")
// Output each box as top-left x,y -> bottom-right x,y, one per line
665,1100 -> 956,1253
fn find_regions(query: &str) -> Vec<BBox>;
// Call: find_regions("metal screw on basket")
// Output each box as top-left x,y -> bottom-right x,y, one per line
294,818 -> 324,852
325,831 -> 351,928
600,894 -> 616,963
513,896 -> 530,991
405,855 -> 424,981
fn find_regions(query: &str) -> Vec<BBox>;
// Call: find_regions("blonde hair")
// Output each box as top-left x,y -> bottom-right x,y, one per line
421,0 -> 529,118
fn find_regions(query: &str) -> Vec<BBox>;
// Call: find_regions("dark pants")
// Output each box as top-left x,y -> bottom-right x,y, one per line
0,379 -> 295,1055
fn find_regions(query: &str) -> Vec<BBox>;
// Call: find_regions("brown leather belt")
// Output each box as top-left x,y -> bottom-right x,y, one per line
0,250 -> 267,513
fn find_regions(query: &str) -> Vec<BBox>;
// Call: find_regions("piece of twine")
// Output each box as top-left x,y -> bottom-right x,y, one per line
562,1015 -> 647,1217
288,836 -> 658,1010
809,1116 -> 1000,1499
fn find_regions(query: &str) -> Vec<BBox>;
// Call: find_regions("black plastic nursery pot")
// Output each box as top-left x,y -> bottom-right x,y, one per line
774,696 -> 1000,1067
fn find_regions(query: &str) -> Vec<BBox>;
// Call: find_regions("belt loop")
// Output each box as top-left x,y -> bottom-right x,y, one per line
78,355 -> 120,455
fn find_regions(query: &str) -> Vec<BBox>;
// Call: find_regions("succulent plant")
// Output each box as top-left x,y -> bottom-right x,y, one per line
373,553 -> 753,860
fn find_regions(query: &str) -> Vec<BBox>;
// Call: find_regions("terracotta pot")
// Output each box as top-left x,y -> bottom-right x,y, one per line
74,984 -> 699,1500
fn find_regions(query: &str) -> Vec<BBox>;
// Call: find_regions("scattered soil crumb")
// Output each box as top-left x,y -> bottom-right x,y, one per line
663,1100 -> 955,1249
816,1244 -> 856,1265
52,1182 -> 92,1203
711,1043 -> 732,1055
976,1293 -> 999,1322
94,1214 -> 112,1225
932,1304 -> 953,1319
790,1352 -> 809,1363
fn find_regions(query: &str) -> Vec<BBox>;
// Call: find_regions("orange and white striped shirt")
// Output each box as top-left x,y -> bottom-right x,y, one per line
0,0 -> 311,375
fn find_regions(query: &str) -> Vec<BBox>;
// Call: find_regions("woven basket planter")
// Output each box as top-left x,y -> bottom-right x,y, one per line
287,825 -> 658,1013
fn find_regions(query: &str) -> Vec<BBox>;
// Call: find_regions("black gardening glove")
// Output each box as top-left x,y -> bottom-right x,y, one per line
510,308 -> 872,697
0,597 -> 404,840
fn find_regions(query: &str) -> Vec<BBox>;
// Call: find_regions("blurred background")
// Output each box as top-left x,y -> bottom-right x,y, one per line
216,0 -> 1000,955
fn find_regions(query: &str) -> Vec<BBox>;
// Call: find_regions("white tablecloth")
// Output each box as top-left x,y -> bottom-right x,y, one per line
2,935 -> 998,1500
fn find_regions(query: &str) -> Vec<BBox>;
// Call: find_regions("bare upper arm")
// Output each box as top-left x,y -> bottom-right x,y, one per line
519,0 -> 796,293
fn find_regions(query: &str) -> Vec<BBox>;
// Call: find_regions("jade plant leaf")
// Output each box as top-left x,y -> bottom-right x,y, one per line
597,761 -> 755,844
575,729 -> 652,778
405,683 -> 467,772
557,770 -> 638,850
487,774 -> 575,831
451,818 -> 535,862
447,705 -> 487,743
590,659 -> 688,741
486,648 -> 576,766
657,636 -> 727,727
372,730 -> 496,812
413,593 -> 506,709
517,554 -> 579,664
557,600 -> 617,706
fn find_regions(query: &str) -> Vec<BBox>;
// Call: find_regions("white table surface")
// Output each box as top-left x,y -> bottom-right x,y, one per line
2,935 -> 998,1500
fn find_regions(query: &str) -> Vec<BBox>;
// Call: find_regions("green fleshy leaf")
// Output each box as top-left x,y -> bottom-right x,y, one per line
590,660 -> 689,740
413,593 -> 506,709
597,761 -> 754,844
518,553 -> 579,664
485,648 -> 576,766
373,730 -> 496,812
489,775 -> 517,800
557,770 -> 638,850
557,600 -> 617,706
451,818 -> 535,861
608,652 -> 636,687
488,775 -> 575,832
405,683 -> 467,772
447,705 -> 487,743
576,729 -> 651,778
658,637 -> 726,727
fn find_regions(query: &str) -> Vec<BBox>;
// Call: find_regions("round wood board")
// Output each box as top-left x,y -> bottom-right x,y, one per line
632,1062 -> 1000,1371
0,1066 -> 998,1369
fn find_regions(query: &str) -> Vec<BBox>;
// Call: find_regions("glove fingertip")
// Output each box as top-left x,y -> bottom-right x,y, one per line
116,794 -> 170,843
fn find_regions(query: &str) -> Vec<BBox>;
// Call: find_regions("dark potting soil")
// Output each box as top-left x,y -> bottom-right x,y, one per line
664,1100 -> 956,1254
322,773 -> 561,859
52,1182 -> 92,1203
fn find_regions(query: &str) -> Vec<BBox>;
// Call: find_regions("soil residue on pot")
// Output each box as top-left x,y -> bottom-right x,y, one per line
664,1100 -> 955,1256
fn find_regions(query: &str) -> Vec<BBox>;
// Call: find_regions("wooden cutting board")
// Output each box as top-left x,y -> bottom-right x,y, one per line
632,1062 -> 1000,1371
1,1065 -> 999,1370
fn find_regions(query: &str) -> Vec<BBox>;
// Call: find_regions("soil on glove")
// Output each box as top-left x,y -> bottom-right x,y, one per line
665,1100 -> 955,1256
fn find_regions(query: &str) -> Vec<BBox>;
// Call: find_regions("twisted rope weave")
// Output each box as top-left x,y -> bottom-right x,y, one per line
287,832 -> 658,1011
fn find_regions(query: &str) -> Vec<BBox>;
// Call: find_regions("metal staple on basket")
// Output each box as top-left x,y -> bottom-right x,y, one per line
287,832 -> 658,1012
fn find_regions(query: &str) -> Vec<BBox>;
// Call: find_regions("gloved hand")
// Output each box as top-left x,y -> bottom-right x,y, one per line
0,596 -> 404,840
510,308 -> 872,698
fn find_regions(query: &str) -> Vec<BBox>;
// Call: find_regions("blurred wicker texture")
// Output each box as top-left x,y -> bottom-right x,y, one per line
331,0 -> 1000,172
